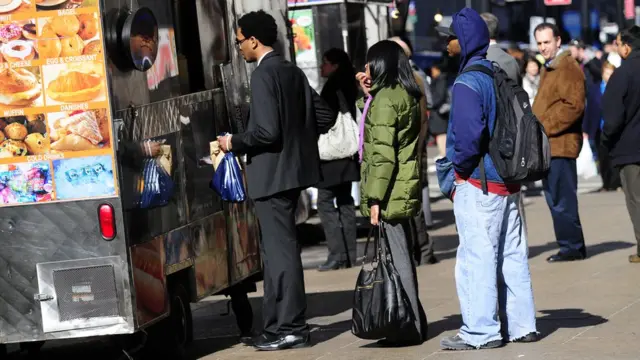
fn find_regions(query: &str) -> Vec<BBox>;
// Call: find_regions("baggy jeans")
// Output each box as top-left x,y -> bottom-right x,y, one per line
452,182 -> 537,346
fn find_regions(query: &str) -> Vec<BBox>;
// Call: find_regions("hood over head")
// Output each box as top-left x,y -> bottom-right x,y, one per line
451,8 -> 490,71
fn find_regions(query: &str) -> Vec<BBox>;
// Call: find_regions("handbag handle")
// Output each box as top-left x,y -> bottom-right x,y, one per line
336,90 -> 350,115
362,225 -> 380,264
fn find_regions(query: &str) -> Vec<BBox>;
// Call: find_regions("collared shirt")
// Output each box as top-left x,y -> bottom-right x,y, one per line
257,50 -> 274,66
545,49 -> 564,68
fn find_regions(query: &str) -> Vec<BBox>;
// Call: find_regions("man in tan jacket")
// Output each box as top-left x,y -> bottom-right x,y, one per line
532,23 -> 587,263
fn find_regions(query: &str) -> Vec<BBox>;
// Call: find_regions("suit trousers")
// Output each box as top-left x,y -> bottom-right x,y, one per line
254,189 -> 309,336
316,182 -> 357,265
619,164 -> 640,255
542,158 -> 587,256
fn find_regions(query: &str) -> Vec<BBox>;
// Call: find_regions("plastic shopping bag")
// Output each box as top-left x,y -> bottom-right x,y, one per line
140,158 -> 175,209
577,140 -> 598,180
211,152 -> 246,202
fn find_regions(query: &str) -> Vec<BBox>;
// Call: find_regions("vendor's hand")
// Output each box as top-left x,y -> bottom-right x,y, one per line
356,72 -> 372,96
142,141 -> 161,157
370,204 -> 380,226
218,135 -> 232,152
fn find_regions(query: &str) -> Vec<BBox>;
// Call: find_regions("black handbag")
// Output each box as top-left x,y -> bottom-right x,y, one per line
351,223 -> 414,340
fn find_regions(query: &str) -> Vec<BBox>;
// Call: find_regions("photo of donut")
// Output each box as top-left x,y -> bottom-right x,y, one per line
0,114 -> 48,159
0,20 -> 38,63
42,61 -> 105,105
36,13 -> 102,59
46,108 -> 110,153
0,66 -> 44,109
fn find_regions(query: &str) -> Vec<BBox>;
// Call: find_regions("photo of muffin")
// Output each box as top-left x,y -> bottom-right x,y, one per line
0,114 -> 49,158
36,13 -> 102,60
0,20 -> 39,63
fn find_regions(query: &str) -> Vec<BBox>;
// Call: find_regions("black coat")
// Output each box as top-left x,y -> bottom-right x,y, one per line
315,72 -> 360,189
602,51 -> 640,167
428,74 -> 449,136
231,53 -> 336,199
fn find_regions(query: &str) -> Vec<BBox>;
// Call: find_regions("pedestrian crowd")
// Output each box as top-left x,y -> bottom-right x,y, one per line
216,6 -> 640,352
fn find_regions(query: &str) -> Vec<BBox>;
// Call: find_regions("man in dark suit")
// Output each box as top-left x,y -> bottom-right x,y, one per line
218,10 -> 334,351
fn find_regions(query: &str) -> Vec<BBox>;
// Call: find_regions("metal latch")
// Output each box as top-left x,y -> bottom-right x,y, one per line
34,294 -> 53,302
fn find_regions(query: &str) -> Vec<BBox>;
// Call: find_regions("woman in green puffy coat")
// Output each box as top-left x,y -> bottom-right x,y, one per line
355,40 -> 428,345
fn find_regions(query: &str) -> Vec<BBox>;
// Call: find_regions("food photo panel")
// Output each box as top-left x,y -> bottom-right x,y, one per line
53,155 -> 115,200
0,66 -> 44,109
0,161 -> 54,205
42,61 -> 105,105
36,13 -> 102,60
46,108 -> 110,153
0,114 -> 48,158
0,0 -> 35,17
0,19 -> 38,63
35,0 -> 98,11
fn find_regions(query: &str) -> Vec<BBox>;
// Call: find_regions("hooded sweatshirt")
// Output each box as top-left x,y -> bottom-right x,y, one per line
447,8 -> 519,194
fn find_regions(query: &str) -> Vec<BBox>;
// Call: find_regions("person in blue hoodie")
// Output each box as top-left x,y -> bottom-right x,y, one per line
435,8 -> 538,350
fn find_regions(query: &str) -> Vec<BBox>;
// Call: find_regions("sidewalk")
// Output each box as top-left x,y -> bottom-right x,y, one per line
190,190 -> 640,360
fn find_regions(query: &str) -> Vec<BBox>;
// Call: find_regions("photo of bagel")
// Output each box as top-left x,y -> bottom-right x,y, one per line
0,67 -> 44,108
36,13 -> 102,60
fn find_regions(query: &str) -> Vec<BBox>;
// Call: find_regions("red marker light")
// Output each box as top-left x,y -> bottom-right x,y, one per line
98,204 -> 116,241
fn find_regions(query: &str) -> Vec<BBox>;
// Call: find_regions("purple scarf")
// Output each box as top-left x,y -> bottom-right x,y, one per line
358,95 -> 373,163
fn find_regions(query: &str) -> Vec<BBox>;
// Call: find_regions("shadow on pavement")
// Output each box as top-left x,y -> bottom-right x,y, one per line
187,290 -> 354,358
427,308 -> 607,342
528,240 -> 634,260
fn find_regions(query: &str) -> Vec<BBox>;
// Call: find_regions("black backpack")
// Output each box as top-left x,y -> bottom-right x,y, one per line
461,63 -> 551,193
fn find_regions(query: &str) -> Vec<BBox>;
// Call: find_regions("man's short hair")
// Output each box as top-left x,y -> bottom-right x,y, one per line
238,10 -> 278,47
534,22 -> 561,39
569,39 -> 586,49
480,13 -> 499,39
619,25 -> 640,50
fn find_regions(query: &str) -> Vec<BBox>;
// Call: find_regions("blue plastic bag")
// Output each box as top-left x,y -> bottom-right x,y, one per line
211,152 -> 246,202
435,156 -> 456,201
140,158 -> 175,209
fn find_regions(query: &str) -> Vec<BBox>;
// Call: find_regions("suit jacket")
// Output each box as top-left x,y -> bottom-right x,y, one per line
231,52 -> 335,199
486,44 -> 520,83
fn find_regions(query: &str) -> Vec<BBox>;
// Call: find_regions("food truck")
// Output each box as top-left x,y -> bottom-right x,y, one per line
0,0 -> 280,356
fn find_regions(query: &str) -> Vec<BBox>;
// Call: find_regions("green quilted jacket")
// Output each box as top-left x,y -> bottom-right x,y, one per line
357,84 -> 421,220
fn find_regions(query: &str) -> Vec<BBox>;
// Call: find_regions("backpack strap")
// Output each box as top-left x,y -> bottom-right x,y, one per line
460,64 -> 494,78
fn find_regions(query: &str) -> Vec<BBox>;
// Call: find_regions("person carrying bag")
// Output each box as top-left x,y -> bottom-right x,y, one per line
318,90 -> 359,161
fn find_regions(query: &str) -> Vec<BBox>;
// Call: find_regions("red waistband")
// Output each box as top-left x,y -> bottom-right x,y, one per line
455,173 -> 521,196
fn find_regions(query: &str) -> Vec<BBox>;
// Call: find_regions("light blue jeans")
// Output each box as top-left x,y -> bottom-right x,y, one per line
452,182 -> 537,347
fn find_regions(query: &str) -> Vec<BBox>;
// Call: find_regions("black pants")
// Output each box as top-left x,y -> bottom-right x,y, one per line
254,190 -> 308,336
542,158 -> 587,256
316,183 -> 357,265
413,209 -> 434,265
620,164 -> 640,255
597,132 -> 622,190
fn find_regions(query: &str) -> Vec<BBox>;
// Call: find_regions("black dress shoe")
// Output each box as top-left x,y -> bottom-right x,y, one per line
253,333 -> 310,351
546,252 -> 586,263
317,260 -> 349,272
239,331 -> 256,346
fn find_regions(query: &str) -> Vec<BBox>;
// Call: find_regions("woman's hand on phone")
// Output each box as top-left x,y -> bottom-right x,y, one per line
356,72 -> 372,96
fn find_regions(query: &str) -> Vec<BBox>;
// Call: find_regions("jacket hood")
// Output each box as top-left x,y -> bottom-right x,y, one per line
451,8 -> 489,71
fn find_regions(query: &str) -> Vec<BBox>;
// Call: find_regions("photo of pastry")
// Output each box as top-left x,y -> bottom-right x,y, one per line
43,61 -> 105,105
52,155 -> 115,200
0,67 -> 44,108
47,108 -> 110,152
0,161 -> 53,205
0,114 -> 48,158
35,0 -> 98,11
36,13 -> 102,60
0,0 -> 34,17
0,19 -> 38,63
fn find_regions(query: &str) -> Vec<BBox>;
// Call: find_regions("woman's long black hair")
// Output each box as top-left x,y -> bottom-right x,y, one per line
322,48 -> 358,109
366,40 -> 423,99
